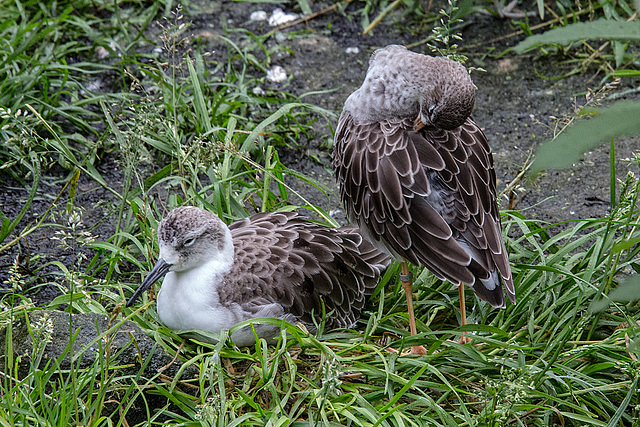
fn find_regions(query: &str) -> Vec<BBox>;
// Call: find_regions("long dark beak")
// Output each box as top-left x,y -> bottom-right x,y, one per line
127,258 -> 171,307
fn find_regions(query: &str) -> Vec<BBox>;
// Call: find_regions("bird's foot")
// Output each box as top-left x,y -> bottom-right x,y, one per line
443,335 -> 471,345
387,345 -> 429,355
458,335 -> 472,345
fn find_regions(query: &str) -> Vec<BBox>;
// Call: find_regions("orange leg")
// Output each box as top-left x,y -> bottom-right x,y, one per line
401,261 -> 418,336
458,285 -> 470,344
398,261 -> 427,355
458,284 -> 467,327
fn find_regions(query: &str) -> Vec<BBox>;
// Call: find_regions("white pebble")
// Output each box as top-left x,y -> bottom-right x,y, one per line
253,86 -> 266,96
266,66 -> 287,83
250,11 -> 267,21
85,79 -> 103,92
268,8 -> 297,26
96,46 -> 110,59
345,47 -> 360,54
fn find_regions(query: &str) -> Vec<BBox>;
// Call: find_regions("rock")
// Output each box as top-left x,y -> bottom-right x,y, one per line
1,310 -> 191,377
0,310 -> 198,423
250,10 -> 267,22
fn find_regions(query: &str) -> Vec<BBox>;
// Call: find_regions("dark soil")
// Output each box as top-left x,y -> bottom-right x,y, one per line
1,0 -> 640,303
253,2 -> 640,226
192,0 -> 640,227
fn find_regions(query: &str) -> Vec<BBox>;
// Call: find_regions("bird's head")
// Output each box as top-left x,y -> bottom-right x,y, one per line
156,206 -> 233,273
126,206 -> 234,307
415,55 -> 476,131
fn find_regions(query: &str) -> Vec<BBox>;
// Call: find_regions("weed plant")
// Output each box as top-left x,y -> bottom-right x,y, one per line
0,1 -> 639,426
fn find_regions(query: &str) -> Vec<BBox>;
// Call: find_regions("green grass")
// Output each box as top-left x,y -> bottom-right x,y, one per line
1,0 -> 639,425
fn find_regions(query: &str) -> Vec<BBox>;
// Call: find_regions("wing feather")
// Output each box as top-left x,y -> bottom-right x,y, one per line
334,111 -> 514,307
220,212 -> 392,330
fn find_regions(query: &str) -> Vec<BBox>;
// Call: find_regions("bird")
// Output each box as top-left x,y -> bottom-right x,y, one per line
126,206 -> 391,347
333,45 -> 515,354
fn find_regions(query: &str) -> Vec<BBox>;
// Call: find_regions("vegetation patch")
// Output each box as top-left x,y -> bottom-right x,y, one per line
1,0 -> 639,425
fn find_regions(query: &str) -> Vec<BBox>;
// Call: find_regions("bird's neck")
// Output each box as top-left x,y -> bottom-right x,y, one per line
156,254 -> 234,332
175,253 -> 233,288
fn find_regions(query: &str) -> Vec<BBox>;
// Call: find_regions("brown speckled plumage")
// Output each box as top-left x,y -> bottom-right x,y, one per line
333,45 -> 515,308
223,211 -> 391,330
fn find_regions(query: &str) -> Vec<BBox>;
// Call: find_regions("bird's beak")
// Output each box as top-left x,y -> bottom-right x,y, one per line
126,258 -> 171,307
414,116 -> 426,131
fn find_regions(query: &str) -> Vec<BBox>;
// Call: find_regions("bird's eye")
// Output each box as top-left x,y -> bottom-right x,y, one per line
183,237 -> 196,247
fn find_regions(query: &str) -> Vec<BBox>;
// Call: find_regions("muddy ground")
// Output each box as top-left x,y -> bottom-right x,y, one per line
242,1 -> 640,226
185,0 -> 640,227
1,0 -> 640,301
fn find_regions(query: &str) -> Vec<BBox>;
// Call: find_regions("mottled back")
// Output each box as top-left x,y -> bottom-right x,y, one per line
221,212 -> 391,330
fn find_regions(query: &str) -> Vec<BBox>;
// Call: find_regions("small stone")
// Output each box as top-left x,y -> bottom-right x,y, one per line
497,58 -> 517,73
250,10 -> 267,21
268,8 -> 297,26
345,47 -> 360,54
266,66 -> 287,83
96,46 -> 110,59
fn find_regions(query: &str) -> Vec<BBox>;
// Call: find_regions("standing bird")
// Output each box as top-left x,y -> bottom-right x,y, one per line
127,206 -> 390,347
333,45 -> 515,353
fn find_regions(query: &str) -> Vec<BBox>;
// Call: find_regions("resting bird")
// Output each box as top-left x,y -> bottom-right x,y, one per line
126,206 -> 390,346
333,45 -> 515,353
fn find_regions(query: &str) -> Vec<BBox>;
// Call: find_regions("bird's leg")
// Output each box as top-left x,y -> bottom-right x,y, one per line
401,261 -> 418,336
458,285 -> 471,344
399,260 -> 427,355
458,284 -> 467,327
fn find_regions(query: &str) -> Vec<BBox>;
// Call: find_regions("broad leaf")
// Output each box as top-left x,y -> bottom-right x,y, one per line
514,20 -> 640,53
532,101 -> 640,171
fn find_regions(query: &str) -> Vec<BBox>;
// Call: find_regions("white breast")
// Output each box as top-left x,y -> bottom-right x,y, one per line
155,255 -> 291,346
156,260 -> 238,334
